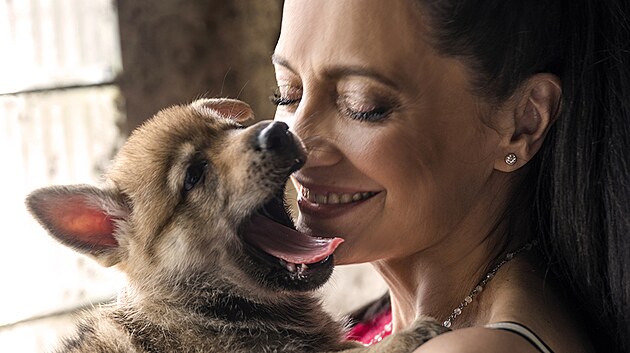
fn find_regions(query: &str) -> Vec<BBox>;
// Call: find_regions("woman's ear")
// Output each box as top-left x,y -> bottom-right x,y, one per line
494,73 -> 562,172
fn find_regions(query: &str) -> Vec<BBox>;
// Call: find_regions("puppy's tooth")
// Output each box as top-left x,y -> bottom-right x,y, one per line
297,263 -> 308,275
286,262 -> 297,273
352,192 -> 363,201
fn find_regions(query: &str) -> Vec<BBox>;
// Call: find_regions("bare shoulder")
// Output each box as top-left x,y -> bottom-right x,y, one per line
412,327 -> 543,353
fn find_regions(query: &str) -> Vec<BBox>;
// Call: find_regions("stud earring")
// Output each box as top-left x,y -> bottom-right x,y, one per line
504,153 -> 517,166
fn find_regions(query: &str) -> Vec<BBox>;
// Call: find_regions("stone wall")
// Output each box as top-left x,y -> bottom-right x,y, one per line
116,0 -> 283,131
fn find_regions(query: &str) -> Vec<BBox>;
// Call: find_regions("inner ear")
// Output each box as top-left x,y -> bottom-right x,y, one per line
514,99 -> 540,137
514,77 -> 562,142
192,98 -> 254,123
50,194 -> 119,250
26,185 -> 129,263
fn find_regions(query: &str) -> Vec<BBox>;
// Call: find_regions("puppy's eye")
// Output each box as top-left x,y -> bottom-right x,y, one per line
184,161 -> 208,193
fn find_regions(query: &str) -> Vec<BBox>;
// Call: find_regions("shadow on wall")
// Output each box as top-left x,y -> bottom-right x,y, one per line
116,0 -> 285,132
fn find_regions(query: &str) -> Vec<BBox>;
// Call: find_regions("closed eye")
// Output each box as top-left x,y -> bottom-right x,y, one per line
183,160 -> 208,194
270,86 -> 302,108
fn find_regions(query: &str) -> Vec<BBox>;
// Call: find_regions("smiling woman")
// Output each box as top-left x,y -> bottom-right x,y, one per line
272,1 -> 630,353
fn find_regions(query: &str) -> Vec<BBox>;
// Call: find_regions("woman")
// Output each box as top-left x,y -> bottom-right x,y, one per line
271,1 -> 629,352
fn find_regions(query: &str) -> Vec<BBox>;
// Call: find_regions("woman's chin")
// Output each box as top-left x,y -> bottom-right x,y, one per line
294,222 -> 348,264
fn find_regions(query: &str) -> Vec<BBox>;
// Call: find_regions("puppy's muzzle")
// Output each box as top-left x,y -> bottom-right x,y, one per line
255,121 -> 305,172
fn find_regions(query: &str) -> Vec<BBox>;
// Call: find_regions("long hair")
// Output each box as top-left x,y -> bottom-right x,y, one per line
420,0 -> 630,351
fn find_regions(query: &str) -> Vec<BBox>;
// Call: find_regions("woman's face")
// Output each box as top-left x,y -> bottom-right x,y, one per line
273,0 -> 503,265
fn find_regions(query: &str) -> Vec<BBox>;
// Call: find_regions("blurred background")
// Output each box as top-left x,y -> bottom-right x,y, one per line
0,1 -> 386,351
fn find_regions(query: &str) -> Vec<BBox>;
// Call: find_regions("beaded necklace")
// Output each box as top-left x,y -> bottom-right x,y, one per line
443,241 -> 536,328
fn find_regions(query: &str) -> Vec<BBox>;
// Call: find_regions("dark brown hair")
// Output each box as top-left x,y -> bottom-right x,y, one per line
419,0 -> 630,351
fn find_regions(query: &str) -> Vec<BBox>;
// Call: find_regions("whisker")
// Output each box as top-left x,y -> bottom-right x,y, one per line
236,81 -> 249,100
220,68 -> 232,96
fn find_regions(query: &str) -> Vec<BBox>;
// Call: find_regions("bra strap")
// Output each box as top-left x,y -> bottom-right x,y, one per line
485,321 -> 554,353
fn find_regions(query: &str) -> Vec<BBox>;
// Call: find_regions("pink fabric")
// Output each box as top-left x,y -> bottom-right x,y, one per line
346,308 -> 393,346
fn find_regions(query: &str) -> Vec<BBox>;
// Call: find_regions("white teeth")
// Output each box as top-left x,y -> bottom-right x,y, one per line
297,263 -> 308,275
279,259 -> 307,275
314,194 -> 328,204
328,193 -> 340,204
303,188 -> 310,201
298,185 -> 376,205
285,261 -> 297,273
340,193 -> 353,203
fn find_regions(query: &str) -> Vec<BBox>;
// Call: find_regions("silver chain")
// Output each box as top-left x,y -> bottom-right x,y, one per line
442,241 -> 537,328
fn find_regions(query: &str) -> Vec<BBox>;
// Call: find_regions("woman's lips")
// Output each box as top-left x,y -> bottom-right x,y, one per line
294,180 -> 380,219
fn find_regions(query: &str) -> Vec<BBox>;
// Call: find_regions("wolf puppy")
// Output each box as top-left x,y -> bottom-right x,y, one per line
27,99 -> 446,353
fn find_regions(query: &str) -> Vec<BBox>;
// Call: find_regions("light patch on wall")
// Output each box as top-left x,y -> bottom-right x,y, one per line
0,0 -> 121,94
0,88 -> 126,327
0,1 -> 124,351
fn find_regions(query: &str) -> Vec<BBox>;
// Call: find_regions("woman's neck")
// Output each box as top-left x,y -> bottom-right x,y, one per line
372,210 -> 523,331
373,244 -> 489,330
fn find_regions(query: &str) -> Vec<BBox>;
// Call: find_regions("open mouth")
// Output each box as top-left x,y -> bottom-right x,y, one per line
240,184 -> 343,278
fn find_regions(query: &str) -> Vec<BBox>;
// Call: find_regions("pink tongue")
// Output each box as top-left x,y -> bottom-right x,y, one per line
243,214 -> 344,264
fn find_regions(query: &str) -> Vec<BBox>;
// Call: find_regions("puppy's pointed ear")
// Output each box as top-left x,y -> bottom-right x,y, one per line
25,185 -> 130,267
192,98 -> 254,123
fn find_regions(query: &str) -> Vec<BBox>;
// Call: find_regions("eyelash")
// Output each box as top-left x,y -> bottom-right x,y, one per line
270,88 -> 394,123
341,105 -> 393,122
270,92 -> 300,106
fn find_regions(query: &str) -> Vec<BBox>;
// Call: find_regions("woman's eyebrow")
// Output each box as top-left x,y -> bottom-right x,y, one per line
324,66 -> 399,89
272,54 -> 399,89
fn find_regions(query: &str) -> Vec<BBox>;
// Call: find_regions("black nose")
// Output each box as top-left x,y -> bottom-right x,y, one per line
257,121 -> 291,151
